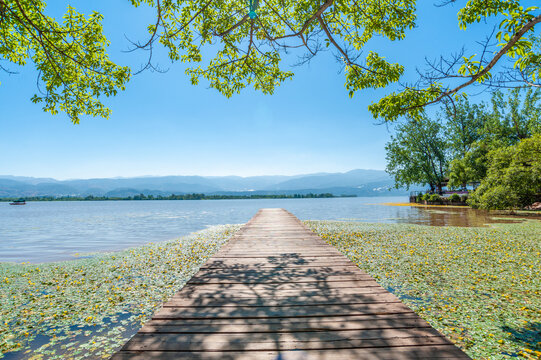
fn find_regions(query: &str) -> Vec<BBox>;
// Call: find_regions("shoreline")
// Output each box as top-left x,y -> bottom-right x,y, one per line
383,202 -> 541,219
382,202 -> 469,209
0,193 -> 355,202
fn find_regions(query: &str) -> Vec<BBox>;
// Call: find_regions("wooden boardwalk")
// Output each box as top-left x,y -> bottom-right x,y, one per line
112,208 -> 470,360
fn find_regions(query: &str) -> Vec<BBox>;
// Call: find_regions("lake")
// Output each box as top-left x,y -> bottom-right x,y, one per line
0,197 -> 522,263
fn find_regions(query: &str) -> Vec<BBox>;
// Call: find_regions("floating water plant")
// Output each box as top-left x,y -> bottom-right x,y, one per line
0,225 -> 241,359
306,220 -> 541,360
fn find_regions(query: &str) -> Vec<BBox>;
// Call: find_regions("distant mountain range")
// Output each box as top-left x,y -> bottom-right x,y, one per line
0,169 -> 411,198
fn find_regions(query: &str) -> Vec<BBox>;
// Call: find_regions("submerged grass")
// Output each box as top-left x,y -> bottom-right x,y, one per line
0,225 -> 241,359
305,220 -> 541,360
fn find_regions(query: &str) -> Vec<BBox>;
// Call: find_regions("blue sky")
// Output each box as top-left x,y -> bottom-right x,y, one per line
1,1 -> 493,179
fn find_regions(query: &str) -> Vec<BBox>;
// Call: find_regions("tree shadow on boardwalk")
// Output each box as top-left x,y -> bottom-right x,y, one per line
112,209 -> 469,359
113,253 -> 468,359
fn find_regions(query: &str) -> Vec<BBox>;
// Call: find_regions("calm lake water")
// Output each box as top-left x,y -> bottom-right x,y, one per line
0,197 -> 522,263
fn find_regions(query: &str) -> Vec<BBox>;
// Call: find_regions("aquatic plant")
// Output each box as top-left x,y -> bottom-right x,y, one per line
0,225 -> 241,359
306,220 -> 541,360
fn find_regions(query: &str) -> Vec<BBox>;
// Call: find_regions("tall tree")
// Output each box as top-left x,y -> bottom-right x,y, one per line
443,97 -> 486,159
385,116 -> 448,193
487,88 -> 541,145
444,97 -> 487,189
447,142 -> 490,189
447,88 -> 541,188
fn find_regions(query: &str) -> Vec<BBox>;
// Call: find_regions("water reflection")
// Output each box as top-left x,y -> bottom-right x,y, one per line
390,205 -> 525,227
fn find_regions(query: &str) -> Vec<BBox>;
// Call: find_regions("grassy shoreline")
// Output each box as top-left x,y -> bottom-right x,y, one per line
0,225 -> 241,359
305,220 -> 541,360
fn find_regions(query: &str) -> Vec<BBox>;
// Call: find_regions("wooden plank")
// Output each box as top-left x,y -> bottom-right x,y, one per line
210,254 -> 344,258
142,313 -> 426,326
139,315 -> 432,333
209,255 -> 346,259
187,274 -> 375,284
200,261 -> 357,269
113,208 -> 470,360
170,287 -> 392,299
112,346 -> 470,360
152,302 -> 412,320
166,291 -> 400,307
121,329 -> 452,351
194,265 -> 363,275
112,345 -> 469,360
178,280 -> 382,292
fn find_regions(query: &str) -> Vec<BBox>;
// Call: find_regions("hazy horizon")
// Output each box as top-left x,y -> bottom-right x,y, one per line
0,169 -> 402,198
0,168 -> 389,181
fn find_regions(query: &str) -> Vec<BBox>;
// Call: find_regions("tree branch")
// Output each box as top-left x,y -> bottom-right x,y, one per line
216,14 -> 249,37
404,14 -> 541,113
269,0 -> 333,41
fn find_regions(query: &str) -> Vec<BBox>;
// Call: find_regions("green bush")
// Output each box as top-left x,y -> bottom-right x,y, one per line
460,195 -> 469,203
429,194 -> 441,202
422,194 -> 431,202
449,193 -> 461,202
416,193 -> 424,202
469,134 -> 541,209
469,185 -> 520,210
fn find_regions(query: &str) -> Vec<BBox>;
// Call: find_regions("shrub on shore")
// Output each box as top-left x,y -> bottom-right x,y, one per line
468,134 -> 541,210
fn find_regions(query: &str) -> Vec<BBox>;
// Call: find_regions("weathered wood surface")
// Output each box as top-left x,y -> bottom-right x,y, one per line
112,208 -> 470,360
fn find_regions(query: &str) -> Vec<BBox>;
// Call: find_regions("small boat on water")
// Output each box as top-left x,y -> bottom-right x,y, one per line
9,199 -> 26,205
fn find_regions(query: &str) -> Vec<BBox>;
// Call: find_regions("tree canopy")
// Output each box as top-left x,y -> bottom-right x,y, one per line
1,0 -> 540,122
0,0 -> 130,123
385,116 -> 448,193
